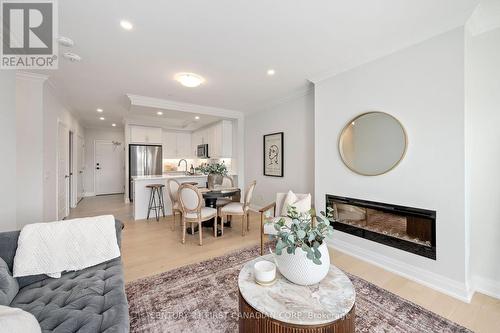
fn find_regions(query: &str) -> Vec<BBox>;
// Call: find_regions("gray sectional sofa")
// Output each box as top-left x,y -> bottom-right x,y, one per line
0,220 -> 129,333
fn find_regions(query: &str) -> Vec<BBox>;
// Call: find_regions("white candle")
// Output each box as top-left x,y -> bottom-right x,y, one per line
254,260 -> 276,283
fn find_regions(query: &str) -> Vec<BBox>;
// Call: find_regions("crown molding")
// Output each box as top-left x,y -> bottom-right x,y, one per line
16,71 -> 49,82
466,1 -> 500,36
126,94 -> 244,119
249,85 -> 314,114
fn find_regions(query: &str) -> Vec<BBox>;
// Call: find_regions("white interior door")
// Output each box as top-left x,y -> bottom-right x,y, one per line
77,135 -> 85,203
95,140 -> 125,195
57,122 -> 69,220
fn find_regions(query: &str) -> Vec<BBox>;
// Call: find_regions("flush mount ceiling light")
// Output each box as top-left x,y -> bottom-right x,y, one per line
96,108 -> 103,113
174,72 -> 205,88
157,111 -> 163,115
120,20 -> 133,30
267,69 -> 275,76
99,117 -> 105,120
112,123 -> 116,127
195,116 -> 200,120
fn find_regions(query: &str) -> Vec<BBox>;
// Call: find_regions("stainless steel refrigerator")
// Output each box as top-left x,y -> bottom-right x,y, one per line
129,144 -> 162,201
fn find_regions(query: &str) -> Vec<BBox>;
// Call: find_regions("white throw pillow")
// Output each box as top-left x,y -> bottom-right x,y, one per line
293,194 -> 311,214
281,190 -> 298,216
281,191 -> 311,216
0,305 -> 41,333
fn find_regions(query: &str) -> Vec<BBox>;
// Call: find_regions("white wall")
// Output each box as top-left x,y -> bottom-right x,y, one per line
43,82 -> 85,221
245,92 -> 314,207
0,72 -> 17,231
16,74 -> 46,228
84,128 -> 125,196
314,28 -> 470,300
466,27 -> 500,298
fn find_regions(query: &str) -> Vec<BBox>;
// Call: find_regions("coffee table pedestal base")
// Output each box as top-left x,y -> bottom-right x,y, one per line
238,291 -> 355,333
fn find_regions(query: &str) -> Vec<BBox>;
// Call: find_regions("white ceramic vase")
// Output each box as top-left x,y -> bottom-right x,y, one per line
274,243 -> 330,286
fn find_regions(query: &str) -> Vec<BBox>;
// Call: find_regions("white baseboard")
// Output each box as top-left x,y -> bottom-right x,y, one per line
83,192 -> 95,197
473,275 -> 500,300
327,238 -> 473,302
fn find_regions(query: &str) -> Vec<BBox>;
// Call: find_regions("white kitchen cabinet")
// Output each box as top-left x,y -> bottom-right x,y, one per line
191,120 -> 233,158
163,130 -> 192,158
130,126 -> 162,144
163,131 -> 177,158
210,120 -> 232,158
176,132 -> 192,157
191,131 -> 201,157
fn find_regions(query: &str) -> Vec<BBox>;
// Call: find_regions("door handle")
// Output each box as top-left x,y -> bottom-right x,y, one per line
65,175 -> 70,178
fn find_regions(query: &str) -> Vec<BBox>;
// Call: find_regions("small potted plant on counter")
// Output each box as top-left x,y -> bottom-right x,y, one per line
272,206 -> 334,285
196,162 -> 228,188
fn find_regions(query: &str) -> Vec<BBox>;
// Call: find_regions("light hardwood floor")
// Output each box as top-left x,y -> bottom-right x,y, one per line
69,194 -> 500,332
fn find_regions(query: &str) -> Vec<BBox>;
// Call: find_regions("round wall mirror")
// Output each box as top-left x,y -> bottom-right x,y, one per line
339,112 -> 407,176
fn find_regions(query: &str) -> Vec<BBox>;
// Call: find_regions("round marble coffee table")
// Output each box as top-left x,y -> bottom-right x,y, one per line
238,254 -> 356,333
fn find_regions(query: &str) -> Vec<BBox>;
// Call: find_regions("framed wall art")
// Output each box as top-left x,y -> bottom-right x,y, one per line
263,132 -> 283,177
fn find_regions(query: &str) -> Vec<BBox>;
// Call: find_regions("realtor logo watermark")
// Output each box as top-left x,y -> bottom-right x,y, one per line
1,0 -> 58,69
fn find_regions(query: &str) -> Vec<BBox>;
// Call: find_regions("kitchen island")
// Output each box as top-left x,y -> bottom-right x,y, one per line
132,174 -> 208,220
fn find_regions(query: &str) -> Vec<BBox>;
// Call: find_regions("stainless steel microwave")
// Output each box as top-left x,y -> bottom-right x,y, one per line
197,144 -> 209,158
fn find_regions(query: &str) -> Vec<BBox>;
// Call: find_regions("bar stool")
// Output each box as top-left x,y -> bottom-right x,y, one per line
146,184 -> 166,221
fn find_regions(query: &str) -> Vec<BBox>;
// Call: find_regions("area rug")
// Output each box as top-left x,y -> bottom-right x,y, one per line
126,245 -> 472,333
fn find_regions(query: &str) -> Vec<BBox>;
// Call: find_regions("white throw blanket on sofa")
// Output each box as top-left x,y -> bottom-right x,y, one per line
13,215 -> 120,279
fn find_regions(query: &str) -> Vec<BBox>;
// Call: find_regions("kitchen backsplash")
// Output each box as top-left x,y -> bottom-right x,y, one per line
163,158 -> 232,173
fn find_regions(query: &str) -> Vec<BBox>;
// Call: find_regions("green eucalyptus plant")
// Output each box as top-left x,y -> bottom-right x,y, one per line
273,206 -> 334,265
195,162 -> 228,176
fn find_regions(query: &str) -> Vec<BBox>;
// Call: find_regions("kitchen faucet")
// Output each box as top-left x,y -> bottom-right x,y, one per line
178,159 -> 188,174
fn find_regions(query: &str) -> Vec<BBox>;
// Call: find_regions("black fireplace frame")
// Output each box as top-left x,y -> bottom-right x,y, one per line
326,194 -> 436,260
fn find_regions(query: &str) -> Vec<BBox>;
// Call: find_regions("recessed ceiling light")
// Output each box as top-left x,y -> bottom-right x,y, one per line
96,108 -> 103,113
120,20 -> 133,31
195,116 -> 200,120
267,69 -> 275,76
112,123 -> 116,127
174,72 -> 205,88
157,111 -> 163,115
99,117 -> 105,120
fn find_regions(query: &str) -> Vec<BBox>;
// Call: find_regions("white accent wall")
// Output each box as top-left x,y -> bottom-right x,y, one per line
16,74 -> 46,228
314,28 -> 470,300
0,72 -> 17,231
43,83 -> 85,221
245,92 -> 315,207
466,27 -> 500,299
83,128 -> 125,196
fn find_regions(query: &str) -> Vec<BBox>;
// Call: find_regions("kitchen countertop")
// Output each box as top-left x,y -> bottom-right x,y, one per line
132,174 -> 208,181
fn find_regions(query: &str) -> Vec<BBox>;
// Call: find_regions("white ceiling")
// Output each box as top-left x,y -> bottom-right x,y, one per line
37,0 -> 477,128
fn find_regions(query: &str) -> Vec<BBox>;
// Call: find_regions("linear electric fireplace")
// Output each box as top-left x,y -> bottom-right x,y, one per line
326,195 -> 436,259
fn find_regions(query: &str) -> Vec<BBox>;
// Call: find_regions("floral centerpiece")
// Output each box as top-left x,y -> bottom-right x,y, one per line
196,162 -> 228,188
271,206 -> 334,285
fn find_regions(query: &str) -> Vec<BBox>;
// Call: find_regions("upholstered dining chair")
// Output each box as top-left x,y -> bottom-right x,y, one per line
178,184 -> 218,246
166,178 -> 182,230
219,181 -> 256,236
216,175 -> 235,208
258,192 -> 312,255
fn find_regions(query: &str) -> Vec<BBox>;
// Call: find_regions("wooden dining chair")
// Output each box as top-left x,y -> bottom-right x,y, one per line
219,181 -> 256,236
178,183 -> 218,245
216,175 -> 235,208
166,178 -> 182,230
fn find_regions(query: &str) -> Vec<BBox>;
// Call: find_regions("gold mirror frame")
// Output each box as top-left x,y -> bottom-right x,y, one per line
338,111 -> 408,176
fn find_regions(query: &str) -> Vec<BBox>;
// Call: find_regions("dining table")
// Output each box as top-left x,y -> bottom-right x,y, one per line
186,187 -> 241,237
